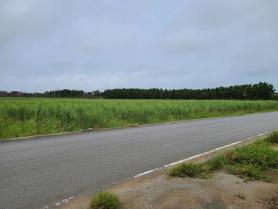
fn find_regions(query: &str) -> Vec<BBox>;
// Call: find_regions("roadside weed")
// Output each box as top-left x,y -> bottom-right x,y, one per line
169,163 -> 207,178
90,192 -> 120,209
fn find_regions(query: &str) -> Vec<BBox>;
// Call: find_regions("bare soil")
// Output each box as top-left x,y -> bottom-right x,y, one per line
60,169 -> 277,209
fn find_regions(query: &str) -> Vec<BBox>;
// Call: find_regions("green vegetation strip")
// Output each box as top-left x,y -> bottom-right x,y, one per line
90,192 -> 120,209
0,98 -> 278,139
169,132 -> 278,181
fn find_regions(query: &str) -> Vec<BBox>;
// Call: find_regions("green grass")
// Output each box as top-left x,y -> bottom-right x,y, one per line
209,140 -> 278,180
0,98 -> 278,139
170,133 -> 278,181
266,132 -> 278,144
225,164 -> 265,180
90,192 -> 120,209
169,163 -> 207,178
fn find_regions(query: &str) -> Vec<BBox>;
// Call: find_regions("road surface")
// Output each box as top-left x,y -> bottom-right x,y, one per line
0,112 -> 278,209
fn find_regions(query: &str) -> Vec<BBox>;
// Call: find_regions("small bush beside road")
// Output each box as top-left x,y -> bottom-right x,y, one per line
90,192 -> 120,209
169,163 -> 206,178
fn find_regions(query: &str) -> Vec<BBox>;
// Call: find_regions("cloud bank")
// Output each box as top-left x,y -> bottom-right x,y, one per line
0,0 -> 277,91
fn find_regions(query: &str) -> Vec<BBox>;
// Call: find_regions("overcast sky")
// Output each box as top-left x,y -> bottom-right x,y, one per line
0,0 -> 277,92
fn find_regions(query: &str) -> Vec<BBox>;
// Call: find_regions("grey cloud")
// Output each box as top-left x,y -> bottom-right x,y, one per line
0,0 -> 277,91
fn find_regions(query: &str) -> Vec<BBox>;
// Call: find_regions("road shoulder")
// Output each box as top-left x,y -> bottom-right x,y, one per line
59,132 -> 278,209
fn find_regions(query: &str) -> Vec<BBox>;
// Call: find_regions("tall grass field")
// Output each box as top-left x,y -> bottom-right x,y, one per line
0,98 -> 278,139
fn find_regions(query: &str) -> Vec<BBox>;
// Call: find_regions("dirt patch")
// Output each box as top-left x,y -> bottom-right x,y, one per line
264,195 -> 278,209
107,170 -> 278,209
60,170 -> 277,209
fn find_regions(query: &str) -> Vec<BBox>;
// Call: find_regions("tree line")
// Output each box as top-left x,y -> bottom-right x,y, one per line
0,82 -> 276,100
102,82 -> 276,100
0,89 -> 97,98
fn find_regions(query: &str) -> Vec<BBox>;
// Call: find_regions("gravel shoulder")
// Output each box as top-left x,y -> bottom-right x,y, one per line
59,169 -> 278,209
108,170 -> 278,209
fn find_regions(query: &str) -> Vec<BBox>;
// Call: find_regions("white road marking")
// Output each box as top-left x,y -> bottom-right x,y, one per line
55,202 -> 61,206
134,168 -> 161,178
133,131 -> 272,178
48,196 -> 75,208
68,196 -> 74,200
62,198 -> 69,203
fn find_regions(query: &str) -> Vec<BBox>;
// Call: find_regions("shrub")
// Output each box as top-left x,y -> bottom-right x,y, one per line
169,163 -> 205,177
90,192 -> 120,209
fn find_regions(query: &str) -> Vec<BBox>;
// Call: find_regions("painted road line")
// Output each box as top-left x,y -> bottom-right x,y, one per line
133,131 -> 272,178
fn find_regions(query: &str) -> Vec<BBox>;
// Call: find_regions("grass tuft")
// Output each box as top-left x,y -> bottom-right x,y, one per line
207,155 -> 227,170
90,192 -> 120,209
169,163 -> 206,178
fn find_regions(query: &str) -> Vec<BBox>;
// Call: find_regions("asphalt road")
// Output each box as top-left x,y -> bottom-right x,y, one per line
1,112 -> 278,209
